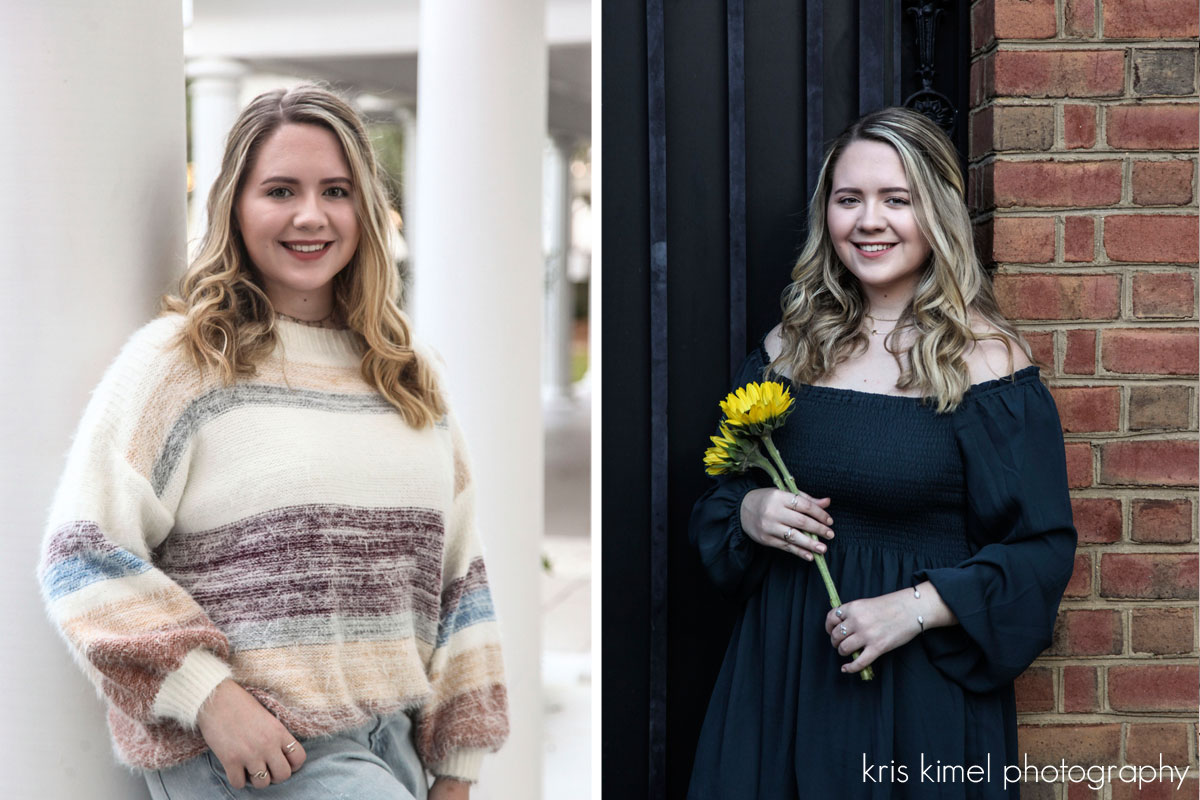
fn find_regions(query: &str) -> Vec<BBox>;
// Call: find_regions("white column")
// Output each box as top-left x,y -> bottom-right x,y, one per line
186,57 -> 246,243
398,104 -> 419,305
0,4 -> 186,800
542,137 -> 575,401
412,2 -> 546,798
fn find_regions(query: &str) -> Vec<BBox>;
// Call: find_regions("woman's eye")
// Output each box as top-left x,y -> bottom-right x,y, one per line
837,197 -> 859,206
887,197 -> 910,206
266,187 -> 291,198
325,186 -> 350,198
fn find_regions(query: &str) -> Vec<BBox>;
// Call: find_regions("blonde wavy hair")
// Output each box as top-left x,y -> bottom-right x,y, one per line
770,106 -> 1030,412
163,84 -> 445,427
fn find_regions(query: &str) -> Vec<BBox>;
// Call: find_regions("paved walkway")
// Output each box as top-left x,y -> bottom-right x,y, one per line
542,382 -> 591,799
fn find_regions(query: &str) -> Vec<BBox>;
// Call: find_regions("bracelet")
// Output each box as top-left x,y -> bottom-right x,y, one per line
913,585 -> 925,633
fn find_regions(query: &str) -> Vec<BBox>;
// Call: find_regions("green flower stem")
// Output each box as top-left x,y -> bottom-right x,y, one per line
759,432 -> 875,682
747,451 -> 784,488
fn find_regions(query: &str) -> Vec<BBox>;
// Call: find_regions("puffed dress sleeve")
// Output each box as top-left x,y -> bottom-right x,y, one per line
914,368 -> 1077,693
688,347 -> 775,600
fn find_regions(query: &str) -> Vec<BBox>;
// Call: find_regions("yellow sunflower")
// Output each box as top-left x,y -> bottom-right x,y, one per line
719,381 -> 794,434
702,423 -> 757,476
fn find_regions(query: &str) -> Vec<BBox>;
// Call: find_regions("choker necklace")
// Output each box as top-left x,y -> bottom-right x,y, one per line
276,311 -> 343,329
865,313 -> 901,336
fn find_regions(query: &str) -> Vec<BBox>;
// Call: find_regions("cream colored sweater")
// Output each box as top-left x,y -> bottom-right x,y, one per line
38,315 -> 508,781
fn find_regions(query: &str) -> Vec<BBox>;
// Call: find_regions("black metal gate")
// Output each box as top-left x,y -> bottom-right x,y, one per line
601,3 -> 969,797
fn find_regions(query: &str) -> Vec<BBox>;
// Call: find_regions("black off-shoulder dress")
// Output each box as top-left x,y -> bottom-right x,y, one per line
687,343 -> 1077,800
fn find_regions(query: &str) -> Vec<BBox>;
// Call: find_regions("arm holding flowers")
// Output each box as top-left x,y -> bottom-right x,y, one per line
698,374 -> 874,680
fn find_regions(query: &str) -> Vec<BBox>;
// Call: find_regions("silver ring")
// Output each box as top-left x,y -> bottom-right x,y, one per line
253,770 -> 269,781
284,741 -> 298,753
835,607 -> 844,619
783,528 -> 794,545
788,494 -> 799,510
839,624 -> 848,637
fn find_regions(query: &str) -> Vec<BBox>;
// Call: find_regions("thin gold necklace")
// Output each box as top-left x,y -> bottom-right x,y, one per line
276,311 -> 342,329
865,313 -> 901,336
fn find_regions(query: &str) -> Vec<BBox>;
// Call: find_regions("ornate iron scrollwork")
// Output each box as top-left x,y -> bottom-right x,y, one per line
904,0 -> 957,134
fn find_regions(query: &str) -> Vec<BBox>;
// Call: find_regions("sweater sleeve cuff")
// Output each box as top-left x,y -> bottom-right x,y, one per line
429,748 -> 488,783
151,647 -> 233,728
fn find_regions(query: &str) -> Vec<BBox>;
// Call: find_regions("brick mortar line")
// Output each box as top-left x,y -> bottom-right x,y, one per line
1065,551 -> 1195,556
1017,713 -> 1200,726
996,264 -> 1200,274
974,98 -> 1200,108
1017,320 -> 1200,328
1059,427 -> 1200,438
1030,658 -> 1198,667
1060,598 -> 1200,607
1018,713 -> 1200,724
1064,437 -> 1199,444
968,149 -> 1200,167
1048,378 -> 1199,387
989,208 -> 1200,216
988,209 -> 1200,216
982,159 -> 1200,171
973,41 -> 1200,54
979,153 -> 1200,165
1069,486 -> 1197,497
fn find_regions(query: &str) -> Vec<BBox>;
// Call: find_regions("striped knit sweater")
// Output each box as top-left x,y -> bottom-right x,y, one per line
38,314 -> 508,781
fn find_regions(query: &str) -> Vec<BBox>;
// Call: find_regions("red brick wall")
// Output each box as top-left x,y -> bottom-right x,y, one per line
969,1 -> 1199,796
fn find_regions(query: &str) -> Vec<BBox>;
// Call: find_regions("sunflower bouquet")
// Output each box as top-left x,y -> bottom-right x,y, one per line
703,381 -> 874,681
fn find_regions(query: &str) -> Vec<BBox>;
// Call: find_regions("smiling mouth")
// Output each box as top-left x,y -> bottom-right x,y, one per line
854,242 -> 896,253
282,242 -> 332,253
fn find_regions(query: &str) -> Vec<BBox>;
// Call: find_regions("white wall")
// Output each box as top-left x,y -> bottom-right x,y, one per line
0,3 -> 187,797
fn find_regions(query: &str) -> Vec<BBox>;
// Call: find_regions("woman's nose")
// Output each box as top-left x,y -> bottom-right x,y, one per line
856,200 -> 885,231
293,193 -> 327,229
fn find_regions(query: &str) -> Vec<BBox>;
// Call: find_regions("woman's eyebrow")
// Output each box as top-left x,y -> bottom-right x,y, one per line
831,186 -> 910,195
259,176 -> 352,185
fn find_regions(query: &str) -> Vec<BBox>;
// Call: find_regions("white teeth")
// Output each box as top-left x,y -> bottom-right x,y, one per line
284,243 -> 327,253
858,243 -> 894,252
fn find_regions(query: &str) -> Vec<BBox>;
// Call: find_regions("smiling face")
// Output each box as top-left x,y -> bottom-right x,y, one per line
826,138 -> 932,306
236,123 -> 360,318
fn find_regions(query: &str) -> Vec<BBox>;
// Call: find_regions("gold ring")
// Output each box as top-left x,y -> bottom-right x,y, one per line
253,770 -> 269,781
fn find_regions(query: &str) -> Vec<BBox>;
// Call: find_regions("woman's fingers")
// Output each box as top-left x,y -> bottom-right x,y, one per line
774,525 -> 826,559
248,764 -> 272,789
842,646 -> 877,673
781,495 -> 833,529
783,509 -> 835,540
777,534 -> 816,561
284,739 -> 307,771
265,747 -> 293,783
225,765 -> 246,789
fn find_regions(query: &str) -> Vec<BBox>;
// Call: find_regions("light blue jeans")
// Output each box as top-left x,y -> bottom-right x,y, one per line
146,713 -> 429,800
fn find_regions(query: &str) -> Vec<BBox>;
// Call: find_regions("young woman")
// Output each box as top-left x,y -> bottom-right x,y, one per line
39,85 -> 507,800
688,107 -> 1076,799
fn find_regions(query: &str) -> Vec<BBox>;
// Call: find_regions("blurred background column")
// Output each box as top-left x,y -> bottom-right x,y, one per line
0,3 -> 187,799
542,136 -> 575,403
411,0 -> 547,797
187,56 -> 247,241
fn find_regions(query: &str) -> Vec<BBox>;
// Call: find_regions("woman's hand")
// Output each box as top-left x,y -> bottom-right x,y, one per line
740,488 -> 834,561
197,679 -> 307,789
430,776 -> 471,800
824,581 -> 956,674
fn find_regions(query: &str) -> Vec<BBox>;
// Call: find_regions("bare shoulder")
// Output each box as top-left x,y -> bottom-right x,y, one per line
764,323 -> 784,361
965,317 -> 1033,384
